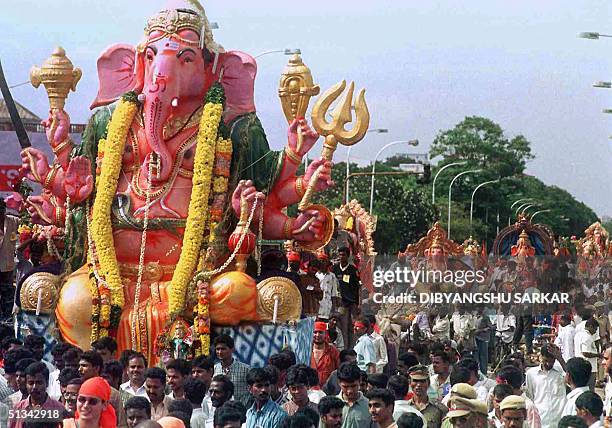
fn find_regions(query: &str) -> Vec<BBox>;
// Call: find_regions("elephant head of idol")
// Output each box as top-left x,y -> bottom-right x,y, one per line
90,2 -> 258,183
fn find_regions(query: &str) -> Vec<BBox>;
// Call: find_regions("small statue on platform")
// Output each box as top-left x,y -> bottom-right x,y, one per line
171,321 -> 192,360
579,222 -> 610,260
511,230 -> 535,264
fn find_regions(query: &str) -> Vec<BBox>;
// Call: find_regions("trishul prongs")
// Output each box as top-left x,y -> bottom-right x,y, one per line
298,80 -> 370,212
311,80 -> 370,161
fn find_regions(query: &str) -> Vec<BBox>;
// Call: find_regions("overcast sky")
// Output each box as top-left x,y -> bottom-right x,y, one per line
1,0 -> 611,216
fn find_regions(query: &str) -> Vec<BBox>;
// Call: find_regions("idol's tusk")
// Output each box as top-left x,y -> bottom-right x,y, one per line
293,216 -> 316,234
296,126 -> 303,154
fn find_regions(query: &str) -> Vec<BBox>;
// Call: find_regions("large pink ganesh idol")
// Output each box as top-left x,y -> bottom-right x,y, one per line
20,2 -> 334,360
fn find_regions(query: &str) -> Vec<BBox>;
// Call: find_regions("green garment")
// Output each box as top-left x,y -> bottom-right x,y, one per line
324,392 -> 372,428
64,104 -> 284,270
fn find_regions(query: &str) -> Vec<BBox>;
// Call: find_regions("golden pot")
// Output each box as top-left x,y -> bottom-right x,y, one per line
209,271 -> 259,325
55,265 -> 92,350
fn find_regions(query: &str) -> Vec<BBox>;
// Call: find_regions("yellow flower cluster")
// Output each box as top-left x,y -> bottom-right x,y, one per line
90,99 -> 138,311
167,103 -> 223,317
212,176 -> 228,193
88,276 -> 100,342
95,138 -> 106,188
193,134 -> 232,356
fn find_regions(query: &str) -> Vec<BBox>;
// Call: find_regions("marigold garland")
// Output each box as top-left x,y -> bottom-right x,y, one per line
168,85 -> 225,317
90,95 -> 139,313
88,85 -> 230,345
193,132 -> 232,355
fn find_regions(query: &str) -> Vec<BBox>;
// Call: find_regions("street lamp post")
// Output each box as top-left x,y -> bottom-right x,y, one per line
447,169 -> 482,239
578,32 -> 612,40
530,209 -> 551,223
369,139 -> 418,214
254,48 -> 301,59
521,204 -> 537,215
510,198 -> 533,210
515,202 -> 534,216
432,161 -> 468,205
470,179 -> 499,235
346,129 -> 388,204
509,198 -> 534,225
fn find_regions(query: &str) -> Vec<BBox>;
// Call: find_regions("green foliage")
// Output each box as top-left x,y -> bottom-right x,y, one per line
309,161 -> 436,254
428,116 -> 599,247
294,115 -> 599,255
430,116 -> 534,177
603,217 -> 612,235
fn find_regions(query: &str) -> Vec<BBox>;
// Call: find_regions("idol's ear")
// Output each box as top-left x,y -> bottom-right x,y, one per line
215,51 -> 257,123
90,43 -> 141,109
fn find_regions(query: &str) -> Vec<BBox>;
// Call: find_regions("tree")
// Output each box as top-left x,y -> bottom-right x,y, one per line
430,116 -> 534,178
427,116 -> 600,249
307,161 -> 436,254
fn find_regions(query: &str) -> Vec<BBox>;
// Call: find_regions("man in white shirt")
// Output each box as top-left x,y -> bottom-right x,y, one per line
554,315 -> 576,361
601,344 -> 612,419
496,306 -> 516,358
365,314 -> 388,374
574,391 -> 604,428
574,319 -> 601,391
120,352 -> 147,397
190,355 -> 214,423
430,350 -> 451,400
431,307 -> 450,342
316,255 -> 340,321
525,345 -> 567,428
206,375 -> 234,428
184,377 -> 208,428
451,305 -> 475,352
353,318 -> 376,372
562,357 -> 593,416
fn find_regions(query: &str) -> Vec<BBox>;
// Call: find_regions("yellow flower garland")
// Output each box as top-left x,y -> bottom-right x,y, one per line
193,134 -> 232,355
167,102 -> 223,316
90,87 -> 227,342
91,98 -> 138,310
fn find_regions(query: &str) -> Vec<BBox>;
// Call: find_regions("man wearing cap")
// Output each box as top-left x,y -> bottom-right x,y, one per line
440,383 -> 478,428
443,396 -> 488,428
316,253 -> 341,321
499,395 -> 527,428
407,365 -> 447,428
353,317 -> 376,373
311,321 -> 340,386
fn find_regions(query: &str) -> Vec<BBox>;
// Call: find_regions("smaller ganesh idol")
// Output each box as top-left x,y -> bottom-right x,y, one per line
156,319 -> 193,363
511,230 -> 535,264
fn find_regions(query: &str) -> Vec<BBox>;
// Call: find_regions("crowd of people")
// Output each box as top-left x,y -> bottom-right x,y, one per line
1,208 -> 611,428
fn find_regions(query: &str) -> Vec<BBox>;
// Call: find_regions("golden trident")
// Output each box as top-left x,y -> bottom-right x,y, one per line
298,80 -> 370,211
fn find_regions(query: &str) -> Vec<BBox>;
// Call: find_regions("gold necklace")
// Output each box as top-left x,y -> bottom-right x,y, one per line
163,105 -> 203,140
131,131 -> 198,200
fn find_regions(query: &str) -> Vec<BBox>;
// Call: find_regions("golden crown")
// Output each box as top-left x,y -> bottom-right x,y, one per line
143,7 -> 223,53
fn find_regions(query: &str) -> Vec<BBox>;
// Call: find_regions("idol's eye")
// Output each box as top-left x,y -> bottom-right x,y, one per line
145,47 -> 156,61
183,56 -> 193,64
